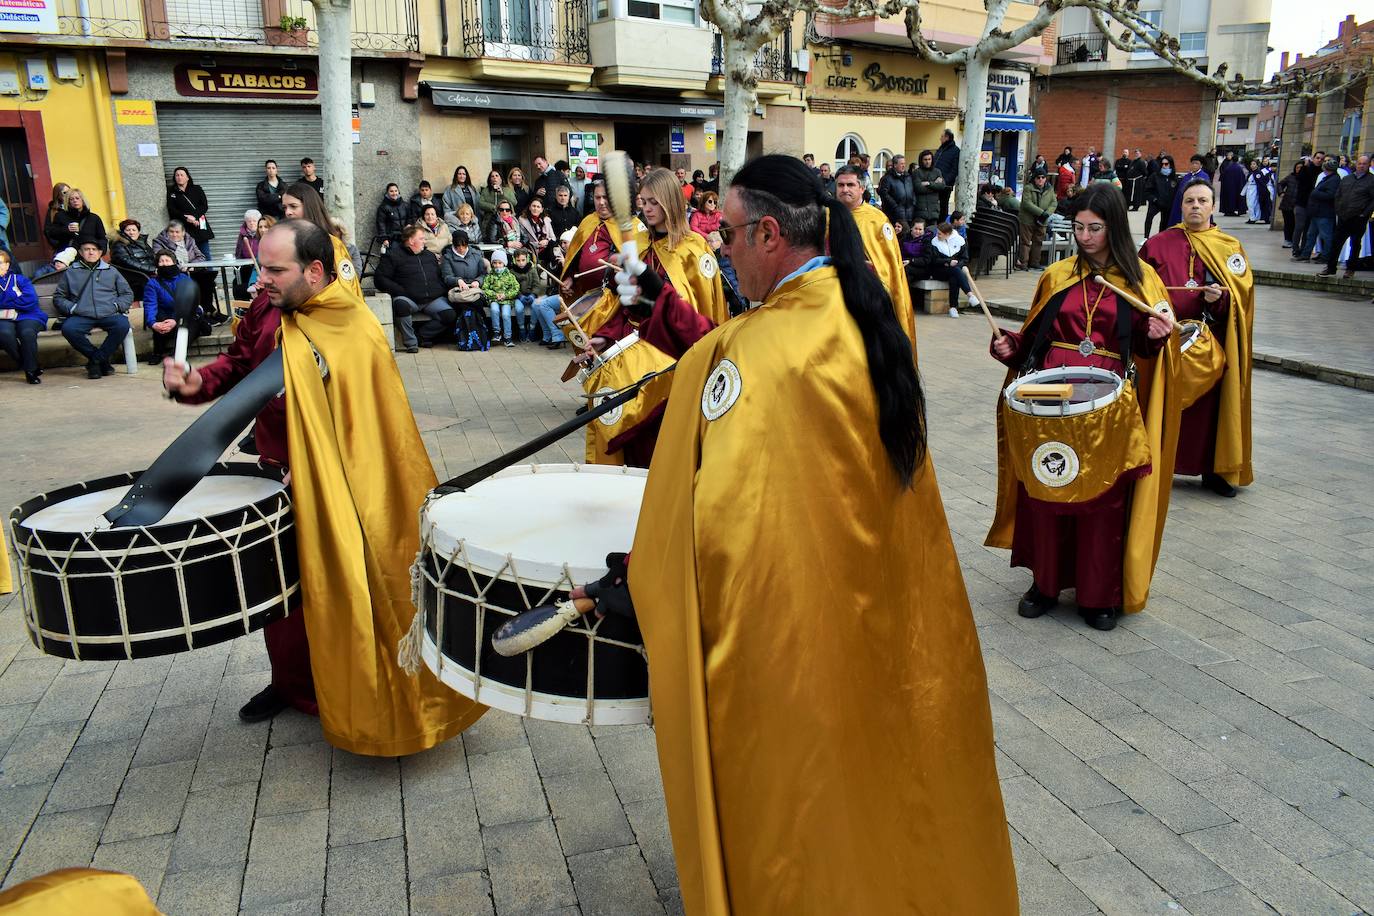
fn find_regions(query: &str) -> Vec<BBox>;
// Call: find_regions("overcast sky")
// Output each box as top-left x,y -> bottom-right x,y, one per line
1264,1 -> 1359,79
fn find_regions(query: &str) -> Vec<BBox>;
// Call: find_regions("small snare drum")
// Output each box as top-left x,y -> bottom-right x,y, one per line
1002,366 -> 1151,503
413,464 -> 649,726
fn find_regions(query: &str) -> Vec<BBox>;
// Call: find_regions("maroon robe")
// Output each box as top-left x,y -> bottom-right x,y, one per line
992,280 -> 1163,607
1138,227 -> 1230,476
180,293 -> 317,714
569,223 -> 616,301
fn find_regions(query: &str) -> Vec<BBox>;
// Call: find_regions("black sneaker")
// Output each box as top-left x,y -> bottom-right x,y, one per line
1017,585 -> 1058,618
238,685 -> 289,723
1202,473 -> 1237,498
1079,606 -> 1119,631
86,360 -> 102,380
99,360 -> 115,376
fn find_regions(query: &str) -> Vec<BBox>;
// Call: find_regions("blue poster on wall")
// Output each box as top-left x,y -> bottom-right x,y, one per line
670,123 -> 686,154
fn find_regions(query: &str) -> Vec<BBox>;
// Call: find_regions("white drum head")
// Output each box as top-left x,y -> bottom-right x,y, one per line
25,476 -> 286,533
1005,366 -> 1125,419
422,464 -> 647,588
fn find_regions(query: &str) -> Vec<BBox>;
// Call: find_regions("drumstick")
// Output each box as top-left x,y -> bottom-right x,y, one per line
491,597 -> 597,657
534,263 -> 563,285
960,267 -> 1004,339
1092,275 -> 1171,320
572,263 -> 611,279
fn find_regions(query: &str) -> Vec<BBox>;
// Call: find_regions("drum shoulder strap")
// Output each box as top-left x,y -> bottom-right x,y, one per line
1115,290 -> 1134,373
1020,287 -> 1071,374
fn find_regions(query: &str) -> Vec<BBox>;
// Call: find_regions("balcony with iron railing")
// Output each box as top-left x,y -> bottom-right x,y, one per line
456,0 -> 590,64
1055,32 -> 1109,67
709,29 -> 794,83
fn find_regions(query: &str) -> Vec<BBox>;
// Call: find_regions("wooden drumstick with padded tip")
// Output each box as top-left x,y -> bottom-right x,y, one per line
491,597 -> 597,657
960,266 -> 1004,339
1092,275 -> 1171,320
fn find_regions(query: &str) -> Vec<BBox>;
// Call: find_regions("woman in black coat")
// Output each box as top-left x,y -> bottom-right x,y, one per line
166,166 -> 215,258
43,187 -> 105,252
1142,155 -> 1179,239
110,218 -> 157,300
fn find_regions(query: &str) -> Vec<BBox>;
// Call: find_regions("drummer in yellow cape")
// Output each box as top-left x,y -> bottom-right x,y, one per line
1138,177 -> 1255,498
163,220 -> 483,755
572,154 -> 1017,913
832,163 -> 917,348
559,180 -> 648,302
988,183 -> 1183,632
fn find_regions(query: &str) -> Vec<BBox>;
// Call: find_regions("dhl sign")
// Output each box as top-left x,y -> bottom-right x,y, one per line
174,63 -> 318,99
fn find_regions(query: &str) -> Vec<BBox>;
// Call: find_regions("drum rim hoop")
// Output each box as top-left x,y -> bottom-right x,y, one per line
1004,365 -> 1125,419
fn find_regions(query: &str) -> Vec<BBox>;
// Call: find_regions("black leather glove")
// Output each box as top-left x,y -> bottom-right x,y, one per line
583,552 -> 636,620
631,265 -> 664,313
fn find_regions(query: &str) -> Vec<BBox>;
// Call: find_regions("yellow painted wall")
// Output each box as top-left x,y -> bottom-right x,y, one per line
805,112 -> 906,168
905,121 -> 954,158
0,49 -> 125,231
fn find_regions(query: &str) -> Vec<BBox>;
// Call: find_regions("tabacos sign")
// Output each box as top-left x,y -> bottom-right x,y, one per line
174,63 -> 318,99
986,69 -> 1030,116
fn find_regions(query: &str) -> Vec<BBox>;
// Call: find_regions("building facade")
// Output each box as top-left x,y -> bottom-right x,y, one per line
1037,0 -> 1272,165
1273,16 -> 1374,167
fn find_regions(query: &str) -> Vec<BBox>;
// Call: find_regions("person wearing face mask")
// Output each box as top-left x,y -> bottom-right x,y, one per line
1143,155 -> 1179,238
988,185 -> 1179,632
0,249 -> 44,384
142,250 -> 204,365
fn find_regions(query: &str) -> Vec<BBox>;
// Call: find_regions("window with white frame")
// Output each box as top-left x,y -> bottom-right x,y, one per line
1137,10 -> 1162,43
872,150 -> 892,184
834,133 -> 865,170
627,0 -> 695,25
1178,31 -> 1206,54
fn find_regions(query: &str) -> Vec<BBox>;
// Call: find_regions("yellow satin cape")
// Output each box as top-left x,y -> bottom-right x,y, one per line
281,279 -> 484,756
629,265 -> 1017,915
331,235 -> 363,300
650,231 -> 728,326
1175,223 -> 1255,487
0,869 -> 159,914
986,258 -> 1182,614
1,521 -> 11,594
559,213 -> 649,284
849,203 -> 916,348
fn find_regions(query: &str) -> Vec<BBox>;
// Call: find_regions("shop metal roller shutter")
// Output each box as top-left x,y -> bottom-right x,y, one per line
157,105 -> 324,235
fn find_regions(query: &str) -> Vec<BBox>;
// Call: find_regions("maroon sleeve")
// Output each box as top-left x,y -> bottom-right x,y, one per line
638,278 -> 715,359
990,328 -> 1028,368
181,293 -> 269,404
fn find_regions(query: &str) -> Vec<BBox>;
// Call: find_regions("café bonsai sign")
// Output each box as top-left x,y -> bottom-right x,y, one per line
824,61 -> 930,97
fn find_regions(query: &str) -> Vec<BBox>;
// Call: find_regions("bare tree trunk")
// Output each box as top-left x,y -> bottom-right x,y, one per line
957,54 -> 989,215
314,0 -> 355,237
720,33 -> 758,192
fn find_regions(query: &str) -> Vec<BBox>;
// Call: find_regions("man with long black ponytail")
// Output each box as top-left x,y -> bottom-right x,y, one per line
618,155 -> 1017,914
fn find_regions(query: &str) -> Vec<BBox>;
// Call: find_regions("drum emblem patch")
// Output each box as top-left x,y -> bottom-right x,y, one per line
882,223 -> 894,241
1031,441 -> 1080,488
699,253 -> 717,278
594,388 -> 623,426
701,359 -> 742,421
338,258 -> 356,282
1226,253 -> 1247,276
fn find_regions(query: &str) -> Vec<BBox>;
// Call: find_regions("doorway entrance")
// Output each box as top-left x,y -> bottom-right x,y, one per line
0,127 -> 42,261
613,122 -> 668,169
489,121 -> 534,179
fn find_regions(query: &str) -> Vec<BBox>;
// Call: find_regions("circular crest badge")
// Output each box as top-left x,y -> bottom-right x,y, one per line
698,253 -> 717,278
1226,253 -> 1247,276
1031,441 -> 1080,489
882,222 -> 895,241
1154,301 -> 1172,318
594,388 -> 623,427
701,359 -> 742,421
338,258 -> 356,282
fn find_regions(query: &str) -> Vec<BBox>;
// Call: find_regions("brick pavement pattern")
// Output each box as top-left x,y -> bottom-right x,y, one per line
1,305 -> 1372,915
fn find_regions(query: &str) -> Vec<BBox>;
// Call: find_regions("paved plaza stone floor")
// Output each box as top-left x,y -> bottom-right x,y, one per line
2,248 -> 1374,915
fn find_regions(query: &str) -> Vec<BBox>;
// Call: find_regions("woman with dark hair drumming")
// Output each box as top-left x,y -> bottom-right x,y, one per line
988,183 -> 1181,631
1139,178 -> 1255,497
580,154 -> 1017,914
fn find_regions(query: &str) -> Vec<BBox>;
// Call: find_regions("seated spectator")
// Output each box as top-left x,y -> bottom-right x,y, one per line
518,198 -> 557,269
929,221 -> 977,318
949,210 -> 968,238
409,181 -> 445,223
441,166 -> 480,217
531,231 -> 573,350
0,249 -> 45,384
375,183 -> 410,253
154,220 -> 217,315
508,248 -> 545,342
508,167 -> 532,215
110,218 -> 157,301
239,214 -> 277,298
55,237 -> 132,379
480,248 -> 521,347
166,166 -> 214,258
234,209 -> 261,296
417,205 -> 452,256
142,250 -> 204,365
38,188 -> 104,278
486,200 -> 522,251
440,229 -> 487,300
547,185 -> 581,241
374,225 -> 454,353
479,169 -> 516,229
902,217 -> 935,286
444,202 -> 483,242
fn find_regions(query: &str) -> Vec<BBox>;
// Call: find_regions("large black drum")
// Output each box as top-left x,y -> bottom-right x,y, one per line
413,463 -> 649,725
10,463 -> 297,660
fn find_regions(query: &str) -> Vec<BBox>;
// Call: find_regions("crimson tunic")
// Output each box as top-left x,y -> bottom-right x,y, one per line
569,223 -> 616,301
1138,227 -> 1230,476
992,279 -> 1163,608
180,292 -> 317,714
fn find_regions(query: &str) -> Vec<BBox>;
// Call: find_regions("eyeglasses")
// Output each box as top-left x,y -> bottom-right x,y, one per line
1072,222 -> 1107,235
718,219 -> 762,245
498,207 -> 512,213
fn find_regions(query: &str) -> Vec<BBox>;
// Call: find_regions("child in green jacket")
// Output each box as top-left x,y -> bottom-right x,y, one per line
480,248 -> 521,346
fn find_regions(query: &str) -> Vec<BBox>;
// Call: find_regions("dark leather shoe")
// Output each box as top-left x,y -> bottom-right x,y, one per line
1017,585 -> 1058,618
99,360 -> 115,376
86,360 -> 102,379
1202,473 -> 1237,498
25,372 -> 40,385
1080,606 -> 1119,631
238,685 -> 289,723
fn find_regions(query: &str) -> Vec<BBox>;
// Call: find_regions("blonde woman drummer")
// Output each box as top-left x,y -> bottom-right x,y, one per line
1138,177 -> 1255,497
987,183 -> 1181,631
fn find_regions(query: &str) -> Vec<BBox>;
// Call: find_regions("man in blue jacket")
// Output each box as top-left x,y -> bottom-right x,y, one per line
55,237 -> 132,379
